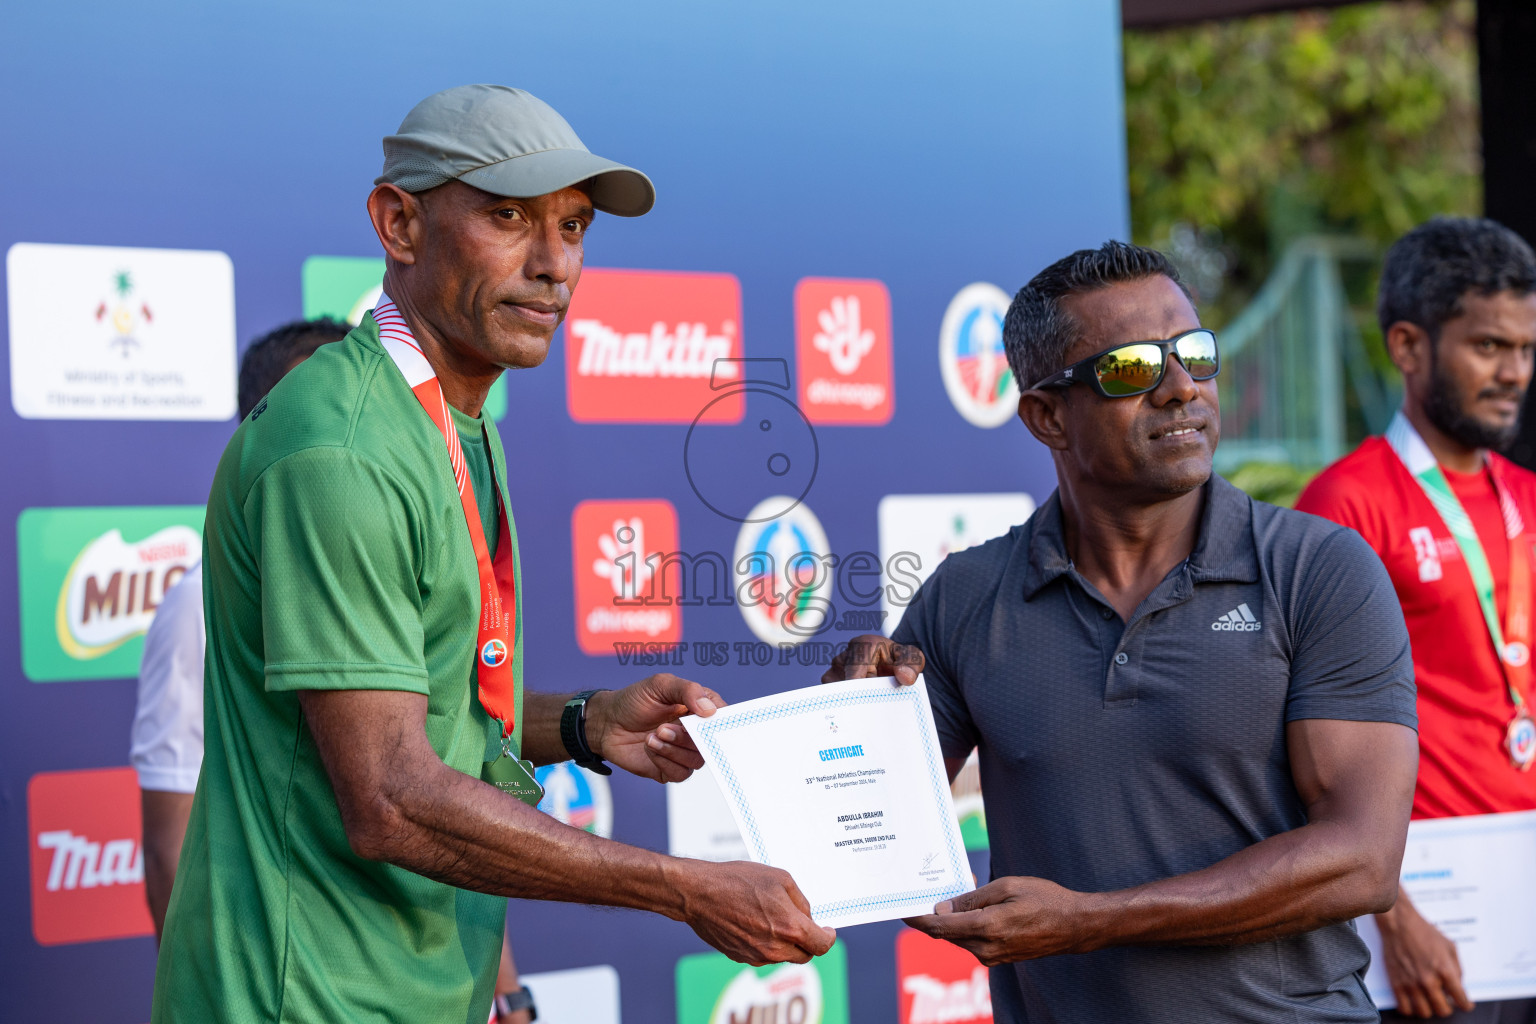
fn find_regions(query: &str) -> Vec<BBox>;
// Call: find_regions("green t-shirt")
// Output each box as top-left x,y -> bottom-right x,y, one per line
152,315 -> 523,1024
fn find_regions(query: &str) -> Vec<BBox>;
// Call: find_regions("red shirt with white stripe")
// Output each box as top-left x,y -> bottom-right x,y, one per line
1297,437 -> 1536,818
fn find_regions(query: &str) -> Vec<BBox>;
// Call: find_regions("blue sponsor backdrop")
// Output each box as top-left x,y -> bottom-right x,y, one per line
0,1 -> 1127,1020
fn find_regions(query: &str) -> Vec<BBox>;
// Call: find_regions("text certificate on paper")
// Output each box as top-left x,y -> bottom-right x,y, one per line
682,676 -> 973,929
1357,810 -> 1536,1008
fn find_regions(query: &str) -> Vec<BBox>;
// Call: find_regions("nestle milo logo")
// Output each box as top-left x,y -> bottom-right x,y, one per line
18,506 -> 204,682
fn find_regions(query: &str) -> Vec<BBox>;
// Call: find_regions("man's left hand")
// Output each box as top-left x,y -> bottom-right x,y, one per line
584,674 -> 723,782
905,876 -> 1090,965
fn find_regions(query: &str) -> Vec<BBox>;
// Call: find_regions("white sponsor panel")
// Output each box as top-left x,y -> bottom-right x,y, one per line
8,242 -> 237,419
521,965 -> 621,1024
878,494 -> 1035,633
666,764 -> 748,862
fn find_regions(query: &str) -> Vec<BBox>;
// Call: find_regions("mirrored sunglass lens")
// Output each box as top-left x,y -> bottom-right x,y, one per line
1177,331 -> 1219,378
1095,344 -> 1165,395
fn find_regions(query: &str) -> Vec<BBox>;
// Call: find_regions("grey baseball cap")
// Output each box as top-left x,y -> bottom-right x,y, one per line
377,84 -> 655,217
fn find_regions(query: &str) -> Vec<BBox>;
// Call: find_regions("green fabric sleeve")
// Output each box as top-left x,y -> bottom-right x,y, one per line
249,446 -> 430,693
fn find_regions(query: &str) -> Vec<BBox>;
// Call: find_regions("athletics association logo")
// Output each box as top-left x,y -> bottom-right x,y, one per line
795,277 -> 894,425
572,500 -> 682,655
565,268 -> 744,424
18,506 -> 205,682
896,929 -> 992,1024
535,762 -> 614,838
675,943 -> 848,1024
938,282 -> 1018,429
733,497 -> 833,646
28,767 -> 154,946
480,639 -> 508,668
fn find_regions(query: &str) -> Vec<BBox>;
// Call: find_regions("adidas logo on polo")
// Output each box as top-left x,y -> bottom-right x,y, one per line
1212,603 -> 1261,632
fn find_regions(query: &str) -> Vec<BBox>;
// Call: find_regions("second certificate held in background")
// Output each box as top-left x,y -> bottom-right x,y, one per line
682,676 -> 973,929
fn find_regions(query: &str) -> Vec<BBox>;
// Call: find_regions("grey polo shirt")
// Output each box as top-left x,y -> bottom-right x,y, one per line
892,475 -> 1416,1024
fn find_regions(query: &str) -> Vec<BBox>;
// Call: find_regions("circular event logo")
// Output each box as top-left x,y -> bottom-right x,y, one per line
733,497 -> 832,646
480,639 -> 507,668
534,762 -> 613,838
938,282 -> 1018,429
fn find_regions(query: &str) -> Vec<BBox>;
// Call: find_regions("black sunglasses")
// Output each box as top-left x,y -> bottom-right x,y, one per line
1029,328 -> 1220,398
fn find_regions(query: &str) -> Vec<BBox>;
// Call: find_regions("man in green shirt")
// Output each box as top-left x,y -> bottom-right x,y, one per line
153,84 -> 834,1024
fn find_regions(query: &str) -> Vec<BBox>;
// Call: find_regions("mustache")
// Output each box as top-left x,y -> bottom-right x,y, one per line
1478,386 -> 1525,402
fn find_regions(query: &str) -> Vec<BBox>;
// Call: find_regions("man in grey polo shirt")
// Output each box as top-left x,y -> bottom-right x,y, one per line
828,241 -> 1418,1022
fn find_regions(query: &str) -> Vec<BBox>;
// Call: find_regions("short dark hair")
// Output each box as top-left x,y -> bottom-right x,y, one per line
1377,217 -> 1536,339
238,318 -> 352,419
1004,240 -> 1188,390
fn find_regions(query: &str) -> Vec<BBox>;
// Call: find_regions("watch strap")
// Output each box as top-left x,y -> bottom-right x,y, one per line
495,985 -> 538,1021
561,689 -> 613,775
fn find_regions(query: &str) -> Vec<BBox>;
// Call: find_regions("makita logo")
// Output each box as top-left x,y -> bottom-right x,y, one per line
902,967 -> 993,1024
570,318 -> 737,379
1212,603 -> 1261,631
37,830 -> 143,891
564,268 -> 744,424
897,929 -> 993,1024
28,767 -> 154,945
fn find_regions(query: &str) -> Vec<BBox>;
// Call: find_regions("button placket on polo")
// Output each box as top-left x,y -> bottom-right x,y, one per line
1103,567 -> 1196,707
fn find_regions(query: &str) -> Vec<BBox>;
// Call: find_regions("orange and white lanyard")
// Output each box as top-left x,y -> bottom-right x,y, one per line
374,296 -> 519,739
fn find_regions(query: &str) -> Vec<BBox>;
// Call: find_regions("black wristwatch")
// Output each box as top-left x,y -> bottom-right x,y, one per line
494,985 -> 538,1021
561,689 -> 613,775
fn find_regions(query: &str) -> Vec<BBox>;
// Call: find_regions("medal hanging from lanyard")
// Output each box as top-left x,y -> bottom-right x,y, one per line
1388,413 -> 1536,770
374,298 -> 544,804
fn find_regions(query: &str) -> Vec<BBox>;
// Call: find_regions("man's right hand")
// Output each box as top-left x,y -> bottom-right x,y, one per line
677,860 -> 836,966
821,634 -> 925,686
1376,891 -> 1473,1018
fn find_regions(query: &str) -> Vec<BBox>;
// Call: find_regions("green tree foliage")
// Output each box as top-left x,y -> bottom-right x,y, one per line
1124,0 -> 1479,322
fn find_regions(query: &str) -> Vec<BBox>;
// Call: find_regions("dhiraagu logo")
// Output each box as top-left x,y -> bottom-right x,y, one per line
18,506 -> 204,682
676,942 -> 848,1024
302,255 -> 507,420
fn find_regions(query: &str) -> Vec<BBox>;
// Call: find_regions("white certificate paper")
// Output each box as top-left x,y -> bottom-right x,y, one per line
1358,810 -> 1536,1008
682,676 -> 974,928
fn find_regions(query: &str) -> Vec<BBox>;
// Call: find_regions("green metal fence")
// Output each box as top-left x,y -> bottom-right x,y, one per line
1214,237 -> 1397,471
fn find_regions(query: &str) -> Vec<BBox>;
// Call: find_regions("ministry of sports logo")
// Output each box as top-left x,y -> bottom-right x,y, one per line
95,269 -> 153,356
1212,603 -> 1261,632
938,282 -> 1018,429
733,497 -> 833,646
795,277 -> 894,425
8,242 -> 236,420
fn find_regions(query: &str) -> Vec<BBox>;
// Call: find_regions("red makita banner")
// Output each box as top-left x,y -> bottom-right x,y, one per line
564,268 -> 744,424
28,767 -> 153,946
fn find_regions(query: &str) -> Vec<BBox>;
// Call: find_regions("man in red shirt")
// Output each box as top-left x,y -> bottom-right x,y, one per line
1298,217 -> 1536,1022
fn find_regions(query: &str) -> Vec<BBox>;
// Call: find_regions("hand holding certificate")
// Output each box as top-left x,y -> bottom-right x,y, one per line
682,676 -> 974,928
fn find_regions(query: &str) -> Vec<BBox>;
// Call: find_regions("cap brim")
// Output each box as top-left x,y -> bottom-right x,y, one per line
458,148 -> 655,217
